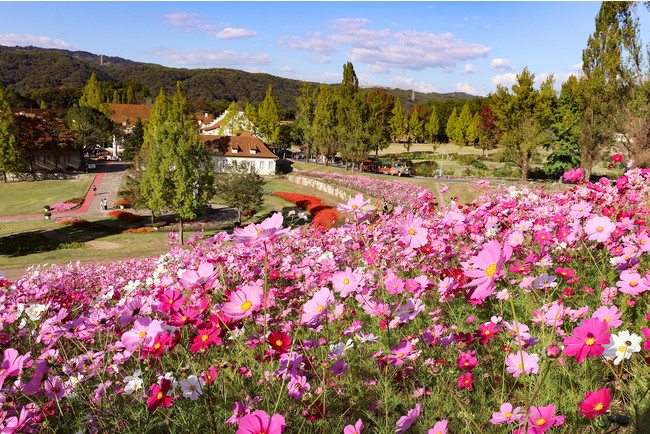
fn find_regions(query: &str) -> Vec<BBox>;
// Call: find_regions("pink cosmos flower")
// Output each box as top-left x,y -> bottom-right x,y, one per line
337,193 -> 372,214
301,288 -> 334,325
563,318 -> 611,364
578,388 -> 610,419
395,403 -> 421,433
44,376 -> 66,400
563,168 -> 583,182
585,216 -> 616,243
287,374 -> 310,399
457,372 -> 473,390
427,420 -> 448,434
0,348 -> 31,389
121,317 -> 163,353
190,322 -> 222,353
507,231 -> 524,247
612,154 -> 623,163
179,262 -> 217,290
233,212 -> 290,245
505,350 -> 539,378
332,267 -> 361,298
236,410 -> 286,434
641,328 -> 650,351
457,350 -> 477,371
344,419 -> 365,434
490,402 -> 523,424
591,306 -> 622,329
616,270 -> 648,297
527,404 -> 564,433
386,342 -> 414,366
397,212 -> 428,248
464,240 -> 512,300
331,359 -> 348,376
222,285 -> 264,321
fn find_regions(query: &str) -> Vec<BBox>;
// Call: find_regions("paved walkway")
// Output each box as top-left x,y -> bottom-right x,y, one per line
0,161 -> 129,223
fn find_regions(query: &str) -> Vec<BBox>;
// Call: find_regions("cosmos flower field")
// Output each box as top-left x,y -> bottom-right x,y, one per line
2,164 -> 650,433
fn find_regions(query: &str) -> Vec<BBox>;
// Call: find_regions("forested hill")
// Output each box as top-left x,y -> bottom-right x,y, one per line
0,45 -> 475,111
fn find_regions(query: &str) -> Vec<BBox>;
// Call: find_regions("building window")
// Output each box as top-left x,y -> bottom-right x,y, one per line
43,155 -> 50,164
64,154 -> 71,164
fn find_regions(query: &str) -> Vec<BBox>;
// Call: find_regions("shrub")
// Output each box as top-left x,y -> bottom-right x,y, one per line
108,210 -> 144,221
458,154 -> 480,166
470,160 -> 488,170
273,192 -> 340,229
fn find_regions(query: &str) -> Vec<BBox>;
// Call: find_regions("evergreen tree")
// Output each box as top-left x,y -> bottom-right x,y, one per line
466,112 -> 480,145
408,105 -> 428,145
295,82 -> 318,161
219,101 -> 248,135
0,85 -> 27,181
139,82 -> 215,243
79,73 -> 111,116
426,108 -> 440,145
65,105 -> 114,151
257,85 -> 280,145
389,97 -> 405,142
366,89 -> 394,156
545,76 -> 582,179
126,86 -> 135,104
122,117 -> 145,161
312,84 -> 338,165
445,107 -> 460,144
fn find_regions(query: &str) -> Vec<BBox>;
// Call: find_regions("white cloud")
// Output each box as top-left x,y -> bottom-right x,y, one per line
570,62 -> 583,71
390,76 -> 438,93
275,67 -> 341,83
490,58 -> 515,72
216,28 -> 258,39
351,31 -> 490,72
303,54 -> 332,64
537,72 -> 580,89
0,33 -> 72,49
279,18 -> 490,73
367,64 -> 390,74
491,73 -> 518,87
164,11 -> 220,33
155,49 -> 271,67
456,82 -> 477,94
461,64 -> 477,74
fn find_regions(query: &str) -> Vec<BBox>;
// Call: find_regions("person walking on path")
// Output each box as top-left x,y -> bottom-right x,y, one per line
93,185 -> 97,193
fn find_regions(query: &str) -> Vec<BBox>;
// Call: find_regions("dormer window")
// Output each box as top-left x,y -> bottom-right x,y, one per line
231,147 -> 238,153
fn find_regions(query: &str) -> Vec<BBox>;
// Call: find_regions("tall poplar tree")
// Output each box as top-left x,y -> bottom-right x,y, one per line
312,84 -> 338,165
0,85 -> 27,181
426,108 -> 440,145
257,85 -> 280,145
79,73 -> 111,116
390,97 -> 405,142
140,82 -> 215,243
295,82 -> 318,161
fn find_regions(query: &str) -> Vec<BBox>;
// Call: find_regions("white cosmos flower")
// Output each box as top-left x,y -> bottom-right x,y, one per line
181,375 -> 204,400
604,330 -> 642,365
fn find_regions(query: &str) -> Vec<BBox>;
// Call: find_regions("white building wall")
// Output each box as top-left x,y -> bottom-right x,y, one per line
212,156 -> 276,175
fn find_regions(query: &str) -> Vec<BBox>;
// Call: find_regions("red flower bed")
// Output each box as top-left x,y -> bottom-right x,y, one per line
108,210 -> 144,221
273,192 -> 339,229
114,199 -> 132,208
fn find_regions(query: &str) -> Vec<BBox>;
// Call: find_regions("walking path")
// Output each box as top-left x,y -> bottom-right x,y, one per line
0,161 -> 128,223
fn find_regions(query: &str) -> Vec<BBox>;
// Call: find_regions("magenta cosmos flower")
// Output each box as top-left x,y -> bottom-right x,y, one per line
397,212 -> 428,248
0,348 -> 31,390
332,267 -> 361,298
147,378 -> 173,412
464,240 -> 512,300
337,193 -> 372,214
233,212 -> 289,245
584,216 -> 616,243
563,318 -> 611,364
301,288 -> 334,325
527,404 -> 564,433
235,410 -> 286,434
222,285 -> 264,321
427,420 -> 448,434
578,388 -> 610,419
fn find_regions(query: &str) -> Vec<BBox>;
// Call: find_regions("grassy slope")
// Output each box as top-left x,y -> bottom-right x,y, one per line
0,177 -> 94,216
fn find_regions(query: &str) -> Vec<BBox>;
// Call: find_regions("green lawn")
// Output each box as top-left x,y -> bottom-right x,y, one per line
0,176 -> 94,216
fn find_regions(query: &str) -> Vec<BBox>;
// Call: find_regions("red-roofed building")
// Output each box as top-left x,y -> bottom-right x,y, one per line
201,132 -> 278,175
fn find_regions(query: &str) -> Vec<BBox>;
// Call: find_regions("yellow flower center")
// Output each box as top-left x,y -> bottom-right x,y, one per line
343,279 -> 350,285
618,345 -> 627,353
485,263 -> 497,277
536,418 -> 546,426
604,317 -> 610,323
585,337 -> 595,346
241,301 -> 253,311
139,331 -> 147,338
518,363 -> 523,370
154,343 -> 161,349
276,339 -> 284,347
505,412 -> 512,418
594,403 -> 603,411
201,334 -> 209,342
408,229 -> 415,235
630,281 -> 638,287
352,204 -> 358,209
190,385 -> 196,391
597,226 -> 603,232
156,392 -> 164,400
168,299 -> 174,304
397,352 -> 404,358
317,305 -> 324,312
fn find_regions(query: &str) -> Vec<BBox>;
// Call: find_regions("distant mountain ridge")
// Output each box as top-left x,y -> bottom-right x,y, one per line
0,45 -> 477,110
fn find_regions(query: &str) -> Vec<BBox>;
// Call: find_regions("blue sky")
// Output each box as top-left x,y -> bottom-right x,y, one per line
0,2 -> 640,96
